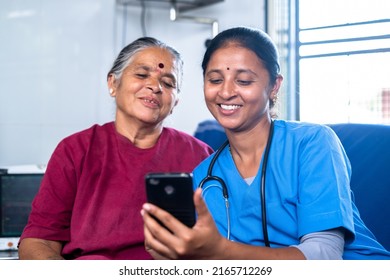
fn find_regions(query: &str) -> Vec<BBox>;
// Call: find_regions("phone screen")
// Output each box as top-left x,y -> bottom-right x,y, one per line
145,172 -> 196,228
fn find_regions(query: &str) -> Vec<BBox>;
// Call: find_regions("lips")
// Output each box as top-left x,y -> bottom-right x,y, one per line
142,96 -> 160,108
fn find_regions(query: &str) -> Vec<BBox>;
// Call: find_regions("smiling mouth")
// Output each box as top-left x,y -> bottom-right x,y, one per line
143,98 -> 159,107
219,104 -> 242,110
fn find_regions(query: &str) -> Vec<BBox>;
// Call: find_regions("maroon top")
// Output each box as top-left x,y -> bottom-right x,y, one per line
20,122 -> 213,259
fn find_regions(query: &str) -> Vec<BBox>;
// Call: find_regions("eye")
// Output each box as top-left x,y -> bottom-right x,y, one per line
236,80 -> 253,86
162,81 -> 175,89
135,73 -> 148,79
208,78 -> 223,84
161,78 -> 176,89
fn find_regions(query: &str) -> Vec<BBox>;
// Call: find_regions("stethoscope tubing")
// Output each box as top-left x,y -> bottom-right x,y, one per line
198,120 -> 275,247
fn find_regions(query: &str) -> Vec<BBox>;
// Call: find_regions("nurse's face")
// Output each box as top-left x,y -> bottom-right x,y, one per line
203,44 -> 281,132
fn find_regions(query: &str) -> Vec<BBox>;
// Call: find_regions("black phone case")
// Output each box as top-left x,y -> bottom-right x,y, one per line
145,172 -> 196,228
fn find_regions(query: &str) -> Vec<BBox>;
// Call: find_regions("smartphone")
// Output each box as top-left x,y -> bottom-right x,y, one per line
145,172 -> 196,228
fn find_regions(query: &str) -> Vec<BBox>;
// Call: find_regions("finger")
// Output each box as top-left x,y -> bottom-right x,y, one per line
143,203 -> 190,234
142,210 -> 177,259
142,204 -> 186,249
142,206 -> 173,238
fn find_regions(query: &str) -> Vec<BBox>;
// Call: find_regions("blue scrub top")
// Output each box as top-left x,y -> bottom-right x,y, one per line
193,120 -> 390,260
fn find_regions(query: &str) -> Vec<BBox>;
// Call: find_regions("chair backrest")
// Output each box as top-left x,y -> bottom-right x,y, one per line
194,120 -> 390,250
328,123 -> 390,251
194,119 -> 227,151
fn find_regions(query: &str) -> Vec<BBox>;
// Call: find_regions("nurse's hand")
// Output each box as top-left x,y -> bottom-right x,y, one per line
141,188 -> 227,259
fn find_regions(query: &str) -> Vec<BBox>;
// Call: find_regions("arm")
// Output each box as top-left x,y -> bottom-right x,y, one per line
18,238 -> 64,260
142,188 -> 306,260
293,230 -> 345,260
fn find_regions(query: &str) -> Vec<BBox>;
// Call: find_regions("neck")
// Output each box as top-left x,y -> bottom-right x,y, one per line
227,120 -> 273,178
114,119 -> 163,149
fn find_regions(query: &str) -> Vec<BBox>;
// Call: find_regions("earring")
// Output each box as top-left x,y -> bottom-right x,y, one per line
272,94 -> 278,105
109,88 -> 113,95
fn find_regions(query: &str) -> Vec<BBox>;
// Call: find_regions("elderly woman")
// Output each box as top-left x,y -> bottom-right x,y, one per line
18,37 -> 213,260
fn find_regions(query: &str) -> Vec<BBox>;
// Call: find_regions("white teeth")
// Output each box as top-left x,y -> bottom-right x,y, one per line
220,104 -> 241,110
144,98 -> 157,104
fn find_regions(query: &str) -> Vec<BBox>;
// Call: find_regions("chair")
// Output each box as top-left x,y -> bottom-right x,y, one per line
193,119 -> 227,151
194,120 -> 390,250
328,123 -> 390,250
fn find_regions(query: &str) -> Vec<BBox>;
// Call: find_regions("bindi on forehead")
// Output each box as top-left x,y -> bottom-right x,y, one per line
227,67 -> 230,70
158,63 -> 164,69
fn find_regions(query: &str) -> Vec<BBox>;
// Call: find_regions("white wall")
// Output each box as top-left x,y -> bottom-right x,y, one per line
0,0 -> 264,166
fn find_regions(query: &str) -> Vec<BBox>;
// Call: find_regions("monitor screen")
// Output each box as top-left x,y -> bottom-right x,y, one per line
0,173 -> 43,237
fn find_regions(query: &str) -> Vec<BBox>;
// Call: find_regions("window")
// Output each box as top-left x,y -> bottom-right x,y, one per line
299,0 -> 390,124
268,0 -> 390,124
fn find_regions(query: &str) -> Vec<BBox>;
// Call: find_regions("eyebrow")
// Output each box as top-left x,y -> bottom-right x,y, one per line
206,68 -> 257,76
205,69 -> 222,76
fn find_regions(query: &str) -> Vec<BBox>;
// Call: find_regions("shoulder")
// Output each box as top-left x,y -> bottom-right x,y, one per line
62,122 -> 114,141
273,120 -> 346,164
273,120 -> 344,156
275,119 -> 330,132
162,127 -> 213,152
162,127 -> 195,139
274,119 -> 337,142
56,122 -> 115,152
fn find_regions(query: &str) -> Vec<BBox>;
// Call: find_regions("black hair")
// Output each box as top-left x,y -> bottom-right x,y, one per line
202,27 -> 280,85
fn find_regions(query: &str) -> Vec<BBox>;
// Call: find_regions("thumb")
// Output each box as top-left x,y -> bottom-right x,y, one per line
193,188 -> 211,220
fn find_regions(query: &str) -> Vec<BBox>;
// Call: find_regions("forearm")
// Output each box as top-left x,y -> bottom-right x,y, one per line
142,190 -> 307,260
216,238 -> 306,260
18,238 -> 64,260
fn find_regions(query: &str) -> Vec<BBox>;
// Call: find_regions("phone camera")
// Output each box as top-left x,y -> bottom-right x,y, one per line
164,185 -> 175,195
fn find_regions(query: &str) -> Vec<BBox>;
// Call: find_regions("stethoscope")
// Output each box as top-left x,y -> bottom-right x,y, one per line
198,120 -> 274,247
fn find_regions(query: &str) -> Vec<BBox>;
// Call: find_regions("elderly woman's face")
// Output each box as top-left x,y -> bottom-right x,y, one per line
110,47 -> 179,127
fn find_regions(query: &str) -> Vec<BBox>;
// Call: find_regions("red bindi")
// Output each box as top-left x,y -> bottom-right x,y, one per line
227,67 -> 230,70
158,63 -> 164,69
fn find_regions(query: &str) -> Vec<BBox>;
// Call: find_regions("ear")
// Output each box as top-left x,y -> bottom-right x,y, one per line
107,74 -> 117,97
270,74 -> 283,100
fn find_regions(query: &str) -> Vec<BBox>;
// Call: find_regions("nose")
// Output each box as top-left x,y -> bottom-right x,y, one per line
219,80 -> 236,99
147,79 -> 162,94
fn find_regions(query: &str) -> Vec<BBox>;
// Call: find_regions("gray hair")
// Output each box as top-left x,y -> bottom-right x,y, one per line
107,37 -> 184,93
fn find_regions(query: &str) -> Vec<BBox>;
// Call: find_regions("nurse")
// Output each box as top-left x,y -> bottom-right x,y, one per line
142,26 -> 390,260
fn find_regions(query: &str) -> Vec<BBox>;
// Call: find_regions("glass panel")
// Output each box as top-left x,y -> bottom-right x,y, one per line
300,21 -> 390,42
300,38 -> 390,57
299,0 -> 390,29
299,53 -> 390,124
